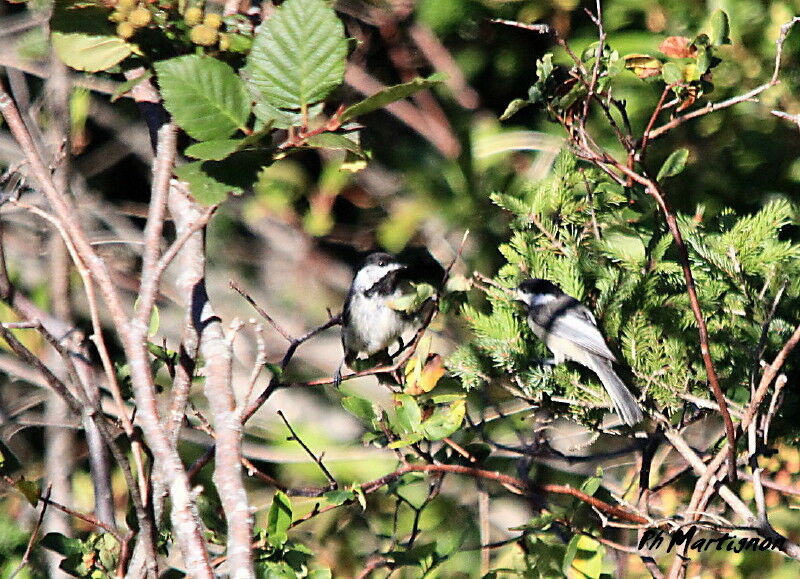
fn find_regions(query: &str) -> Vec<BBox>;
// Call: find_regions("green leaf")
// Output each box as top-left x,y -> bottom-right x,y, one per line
303,133 -> 363,155
254,102 -> 323,129
341,395 -> 378,425
41,532 -> 84,556
245,0 -> 347,110
387,282 -> 436,313
661,62 -> 682,85
266,491 -> 293,547
562,535 -> 580,576
16,478 -> 40,507
155,55 -> 251,141
148,305 -> 160,337
322,489 -> 355,506
656,148 -> 689,181
394,393 -> 422,434
421,399 -> 465,440
147,342 -> 176,364
599,228 -> 646,265
500,98 -> 530,121
174,162 -> 234,205
579,473 -> 602,497
387,433 -> 424,448
341,74 -> 445,121
51,33 -> 132,73
710,10 -> 731,45
696,47 -> 711,74
353,486 -> 367,511
430,394 -> 465,404
184,139 -> 246,161
111,70 -> 153,102
174,150 -> 264,205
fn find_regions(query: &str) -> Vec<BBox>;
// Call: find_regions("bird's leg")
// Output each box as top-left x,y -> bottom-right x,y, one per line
334,353 -> 356,388
333,361 -> 344,389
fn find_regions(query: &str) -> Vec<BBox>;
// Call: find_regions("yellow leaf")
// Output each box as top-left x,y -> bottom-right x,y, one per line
623,54 -> 662,79
405,354 -> 445,395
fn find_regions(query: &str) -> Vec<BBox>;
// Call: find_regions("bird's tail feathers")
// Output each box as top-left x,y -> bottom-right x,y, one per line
586,356 -> 643,426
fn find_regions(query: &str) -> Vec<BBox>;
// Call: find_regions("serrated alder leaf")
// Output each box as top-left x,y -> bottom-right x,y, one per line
51,33 -> 132,72
267,491 -> 293,547
184,139 -> 246,161
303,133 -> 363,156
174,150 -> 264,205
155,55 -> 251,141
245,0 -> 347,110
254,102 -> 324,129
174,162 -> 236,205
341,73 -> 445,121
657,148 -> 689,181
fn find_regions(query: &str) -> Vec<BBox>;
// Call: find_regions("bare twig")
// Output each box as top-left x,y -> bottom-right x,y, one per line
277,410 -> 338,490
8,484 -> 51,579
2,78 -> 212,576
648,17 -> 800,141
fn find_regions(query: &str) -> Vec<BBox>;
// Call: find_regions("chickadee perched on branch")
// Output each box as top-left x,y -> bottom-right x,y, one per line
334,252 -> 431,387
516,278 -> 644,426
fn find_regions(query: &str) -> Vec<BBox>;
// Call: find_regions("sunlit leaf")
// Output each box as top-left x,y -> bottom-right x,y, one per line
184,139 -> 246,161
266,491 -> 292,547
658,36 -> 696,59
341,74 -> 445,121
52,33 -> 132,72
421,399 -> 465,440
657,148 -> 690,181
623,54 -> 662,79
156,55 -> 251,141
245,0 -> 347,110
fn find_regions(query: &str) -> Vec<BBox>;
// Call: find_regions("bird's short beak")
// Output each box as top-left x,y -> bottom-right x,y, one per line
514,289 -> 528,304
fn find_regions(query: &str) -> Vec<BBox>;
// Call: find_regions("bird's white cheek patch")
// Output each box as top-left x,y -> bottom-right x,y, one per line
530,293 -> 557,306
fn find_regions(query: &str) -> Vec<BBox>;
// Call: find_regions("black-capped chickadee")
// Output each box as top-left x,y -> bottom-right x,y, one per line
334,252 -> 420,386
516,278 -> 643,426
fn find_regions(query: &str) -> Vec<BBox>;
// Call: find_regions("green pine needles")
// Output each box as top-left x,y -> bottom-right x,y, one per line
449,152 -> 800,427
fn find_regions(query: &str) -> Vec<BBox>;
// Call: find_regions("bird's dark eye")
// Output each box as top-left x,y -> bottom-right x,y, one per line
379,259 -> 386,266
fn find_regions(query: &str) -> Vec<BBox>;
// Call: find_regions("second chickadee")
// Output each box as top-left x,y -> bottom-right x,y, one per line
516,278 -> 644,426
335,252 -> 421,386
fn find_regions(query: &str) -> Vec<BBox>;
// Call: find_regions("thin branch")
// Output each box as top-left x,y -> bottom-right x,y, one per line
277,410 -> 337,490
648,17 -> 800,141
1,81 -> 213,575
8,484 -> 51,579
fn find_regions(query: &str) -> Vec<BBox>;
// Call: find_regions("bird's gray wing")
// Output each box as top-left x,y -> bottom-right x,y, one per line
529,297 -> 617,361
